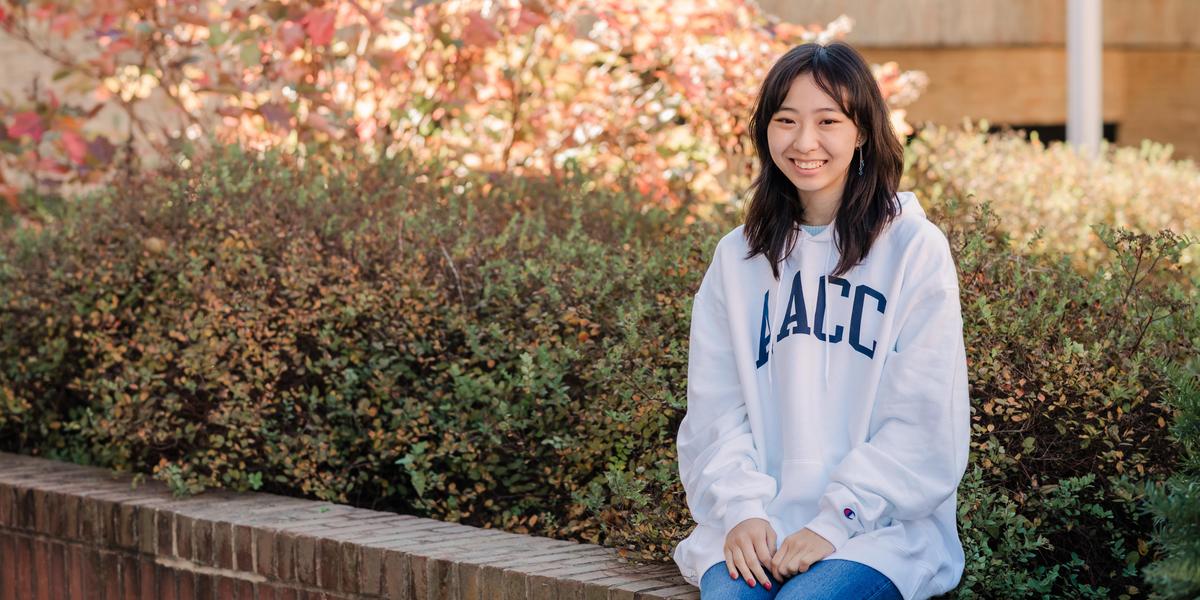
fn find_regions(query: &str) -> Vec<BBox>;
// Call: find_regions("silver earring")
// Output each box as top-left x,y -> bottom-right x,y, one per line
857,145 -> 864,176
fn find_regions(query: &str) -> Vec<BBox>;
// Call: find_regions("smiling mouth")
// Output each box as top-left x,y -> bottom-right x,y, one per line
791,159 -> 828,171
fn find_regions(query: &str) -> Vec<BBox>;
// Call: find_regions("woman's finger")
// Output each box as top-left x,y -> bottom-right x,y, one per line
731,545 -> 756,587
789,549 -> 812,575
754,533 -> 775,564
773,545 -> 797,580
798,547 -> 827,574
753,536 -> 776,586
741,539 -> 772,590
724,547 -> 737,580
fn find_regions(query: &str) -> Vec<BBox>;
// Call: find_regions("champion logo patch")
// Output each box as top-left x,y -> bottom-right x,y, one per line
843,508 -> 856,520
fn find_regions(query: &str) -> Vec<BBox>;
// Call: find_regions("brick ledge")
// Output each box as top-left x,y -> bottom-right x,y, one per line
0,451 -> 698,599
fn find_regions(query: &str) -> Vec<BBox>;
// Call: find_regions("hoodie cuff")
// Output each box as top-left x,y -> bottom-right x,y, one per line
721,499 -> 770,536
802,506 -> 854,551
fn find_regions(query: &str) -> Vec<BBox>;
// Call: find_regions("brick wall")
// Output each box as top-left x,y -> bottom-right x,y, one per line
0,452 -> 699,599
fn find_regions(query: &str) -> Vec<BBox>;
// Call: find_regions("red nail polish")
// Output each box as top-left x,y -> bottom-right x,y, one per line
730,572 -> 737,580
749,580 -> 756,588
765,581 -> 773,591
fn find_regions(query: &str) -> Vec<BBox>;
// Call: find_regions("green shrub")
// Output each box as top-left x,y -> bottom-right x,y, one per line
1140,361 -> 1200,599
932,199 -> 1195,598
0,145 -> 710,544
0,143 -> 1196,598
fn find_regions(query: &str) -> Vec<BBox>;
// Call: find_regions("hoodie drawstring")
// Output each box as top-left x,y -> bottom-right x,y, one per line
767,250 -> 789,390
822,236 -> 834,391
767,226 -> 836,394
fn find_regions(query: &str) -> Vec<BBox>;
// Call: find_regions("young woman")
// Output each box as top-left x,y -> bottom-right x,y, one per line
672,42 -> 970,600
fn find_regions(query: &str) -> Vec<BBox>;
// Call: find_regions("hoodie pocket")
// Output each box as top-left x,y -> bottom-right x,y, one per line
770,460 -> 829,532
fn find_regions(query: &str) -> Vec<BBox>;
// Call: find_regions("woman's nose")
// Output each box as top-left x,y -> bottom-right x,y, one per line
790,126 -> 819,153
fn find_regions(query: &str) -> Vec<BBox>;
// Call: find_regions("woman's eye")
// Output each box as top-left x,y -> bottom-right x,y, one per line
773,118 -> 838,125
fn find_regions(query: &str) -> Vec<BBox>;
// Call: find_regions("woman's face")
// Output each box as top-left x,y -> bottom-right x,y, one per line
767,72 -> 863,213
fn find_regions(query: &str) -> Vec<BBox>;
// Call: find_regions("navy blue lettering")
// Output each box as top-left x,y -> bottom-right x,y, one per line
776,270 -> 811,343
815,276 -> 850,343
756,290 -> 771,368
850,285 -> 887,358
756,277 -> 889,367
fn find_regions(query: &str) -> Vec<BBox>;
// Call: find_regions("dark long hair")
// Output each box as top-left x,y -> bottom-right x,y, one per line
743,41 -> 904,279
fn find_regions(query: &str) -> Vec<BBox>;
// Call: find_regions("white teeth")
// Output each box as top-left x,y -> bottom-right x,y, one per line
793,159 -> 826,169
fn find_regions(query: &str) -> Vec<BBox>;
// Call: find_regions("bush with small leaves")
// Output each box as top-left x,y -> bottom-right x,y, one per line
1,142 -> 1197,598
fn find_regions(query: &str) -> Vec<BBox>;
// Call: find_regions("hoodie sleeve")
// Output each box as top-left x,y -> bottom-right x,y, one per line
677,244 -> 778,536
802,238 -> 970,550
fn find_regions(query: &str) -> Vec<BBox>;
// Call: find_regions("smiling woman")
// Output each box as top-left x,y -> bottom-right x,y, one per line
673,41 -> 968,600
767,73 -> 864,227
743,42 -> 906,282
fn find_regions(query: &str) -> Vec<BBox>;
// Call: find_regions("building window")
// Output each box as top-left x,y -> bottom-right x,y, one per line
988,122 -> 1119,144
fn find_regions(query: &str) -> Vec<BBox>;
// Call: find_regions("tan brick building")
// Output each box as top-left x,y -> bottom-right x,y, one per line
759,0 -> 1200,160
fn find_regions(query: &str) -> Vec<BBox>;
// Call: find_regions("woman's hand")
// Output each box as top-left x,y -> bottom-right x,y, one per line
722,517 -> 777,590
769,528 -> 835,580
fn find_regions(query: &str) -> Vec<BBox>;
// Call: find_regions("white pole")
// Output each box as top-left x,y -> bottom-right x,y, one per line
1067,0 -> 1103,158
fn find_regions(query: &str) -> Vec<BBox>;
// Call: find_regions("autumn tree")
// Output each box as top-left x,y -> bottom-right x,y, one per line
0,0 -> 928,216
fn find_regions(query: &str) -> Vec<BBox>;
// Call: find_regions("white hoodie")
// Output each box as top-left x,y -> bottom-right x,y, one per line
673,192 -> 970,600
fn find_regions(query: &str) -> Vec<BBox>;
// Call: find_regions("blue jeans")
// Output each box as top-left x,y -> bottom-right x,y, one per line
699,559 -> 903,600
